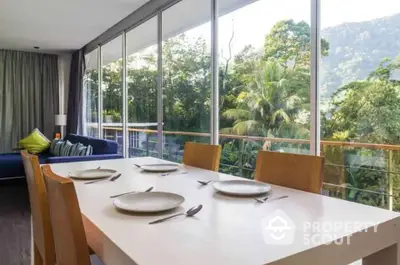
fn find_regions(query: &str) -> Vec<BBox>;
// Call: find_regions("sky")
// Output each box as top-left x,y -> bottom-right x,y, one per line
185,0 -> 400,56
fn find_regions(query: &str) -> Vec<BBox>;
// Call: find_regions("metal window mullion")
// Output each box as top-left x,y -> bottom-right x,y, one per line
310,0 -> 321,156
122,32 -> 128,157
82,65 -> 88,136
157,12 -> 164,158
97,46 -> 103,138
211,0 -> 219,145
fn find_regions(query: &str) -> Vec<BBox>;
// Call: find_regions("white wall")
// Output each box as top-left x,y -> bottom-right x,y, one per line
58,53 -> 72,115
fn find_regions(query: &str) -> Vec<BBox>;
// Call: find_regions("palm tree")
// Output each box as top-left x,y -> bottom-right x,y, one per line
222,61 -> 308,139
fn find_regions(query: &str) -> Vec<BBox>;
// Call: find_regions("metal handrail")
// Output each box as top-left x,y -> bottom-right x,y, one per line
99,125 -> 400,151
98,124 -> 400,209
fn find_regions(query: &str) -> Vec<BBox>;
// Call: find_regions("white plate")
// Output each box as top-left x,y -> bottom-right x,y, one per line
69,169 -> 117,180
139,164 -> 179,172
213,180 -> 271,196
113,192 -> 185,213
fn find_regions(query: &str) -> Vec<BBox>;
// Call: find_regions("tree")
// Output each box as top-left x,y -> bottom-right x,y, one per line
162,34 -> 211,133
264,20 -> 329,69
222,61 -> 308,138
325,57 -> 400,144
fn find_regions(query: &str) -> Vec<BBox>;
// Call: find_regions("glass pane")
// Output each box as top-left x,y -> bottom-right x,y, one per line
162,0 -> 212,162
320,0 -> 400,210
218,0 -> 311,178
101,35 -> 123,154
126,17 -> 159,158
83,49 -> 99,137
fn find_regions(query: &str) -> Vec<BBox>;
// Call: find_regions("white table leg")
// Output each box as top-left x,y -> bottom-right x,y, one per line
363,244 -> 399,265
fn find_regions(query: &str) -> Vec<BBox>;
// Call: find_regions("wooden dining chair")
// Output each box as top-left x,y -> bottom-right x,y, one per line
21,150 -> 56,265
254,151 -> 325,194
182,142 -> 222,171
41,164 -> 92,265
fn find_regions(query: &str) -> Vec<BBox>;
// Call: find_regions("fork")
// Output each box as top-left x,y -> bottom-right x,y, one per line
197,180 -> 211,185
254,196 -> 269,203
84,173 -> 121,185
254,195 -> 288,203
110,186 -> 154,198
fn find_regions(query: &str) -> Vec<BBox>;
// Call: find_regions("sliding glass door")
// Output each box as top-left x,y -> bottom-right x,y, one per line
161,0 -> 212,162
101,35 -> 124,154
320,0 -> 400,210
218,0 -> 312,177
81,0 -> 400,212
83,49 -> 99,137
126,17 -> 159,158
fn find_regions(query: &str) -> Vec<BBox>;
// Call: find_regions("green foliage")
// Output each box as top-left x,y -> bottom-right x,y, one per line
325,57 -> 400,144
222,61 -> 308,138
264,19 -> 329,68
163,34 -> 211,133
321,13 -> 400,97
85,16 -> 400,211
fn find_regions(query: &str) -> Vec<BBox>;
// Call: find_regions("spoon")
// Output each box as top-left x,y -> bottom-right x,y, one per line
149,205 -> 203,225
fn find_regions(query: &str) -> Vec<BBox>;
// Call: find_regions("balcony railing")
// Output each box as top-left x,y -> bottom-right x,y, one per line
87,124 -> 400,212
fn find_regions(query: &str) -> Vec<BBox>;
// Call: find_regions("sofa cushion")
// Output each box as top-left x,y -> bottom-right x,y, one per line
70,142 -> 93,156
64,134 -> 118,155
50,139 -> 64,156
59,140 -> 74,156
19,128 -> 51,154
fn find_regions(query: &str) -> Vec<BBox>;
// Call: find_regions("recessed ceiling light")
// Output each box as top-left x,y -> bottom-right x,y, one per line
34,46 -> 40,49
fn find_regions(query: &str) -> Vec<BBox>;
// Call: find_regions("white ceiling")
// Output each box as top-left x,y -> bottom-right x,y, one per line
86,0 -> 254,69
0,0 -> 150,54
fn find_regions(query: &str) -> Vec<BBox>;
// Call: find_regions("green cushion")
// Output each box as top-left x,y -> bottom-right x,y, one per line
19,128 -> 51,154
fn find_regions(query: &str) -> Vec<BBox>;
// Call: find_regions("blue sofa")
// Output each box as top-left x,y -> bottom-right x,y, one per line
0,134 -> 123,179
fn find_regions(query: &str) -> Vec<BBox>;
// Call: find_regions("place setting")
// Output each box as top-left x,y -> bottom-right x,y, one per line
68,167 -> 122,184
110,186 -> 203,224
212,179 -> 271,196
133,163 -> 180,172
210,179 -> 289,203
133,162 -> 188,176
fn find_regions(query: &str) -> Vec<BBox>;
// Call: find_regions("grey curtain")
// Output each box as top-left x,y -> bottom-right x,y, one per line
66,49 -> 85,135
0,50 -> 59,153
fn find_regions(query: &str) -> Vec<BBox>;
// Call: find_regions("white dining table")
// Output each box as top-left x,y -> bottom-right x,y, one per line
49,157 -> 400,265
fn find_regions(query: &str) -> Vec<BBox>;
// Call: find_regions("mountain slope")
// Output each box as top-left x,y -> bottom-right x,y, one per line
321,13 -> 400,98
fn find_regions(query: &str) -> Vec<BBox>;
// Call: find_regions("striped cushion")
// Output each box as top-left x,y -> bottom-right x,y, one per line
69,142 -> 83,156
50,139 -> 64,156
50,140 -> 93,157
70,143 -> 93,156
60,141 -> 74,156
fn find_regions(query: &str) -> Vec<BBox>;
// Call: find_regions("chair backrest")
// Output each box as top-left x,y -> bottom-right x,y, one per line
20,150 -> 56,264
41,165 -> 91,265
182,142 -> 222,171
254,151 -> 324,194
